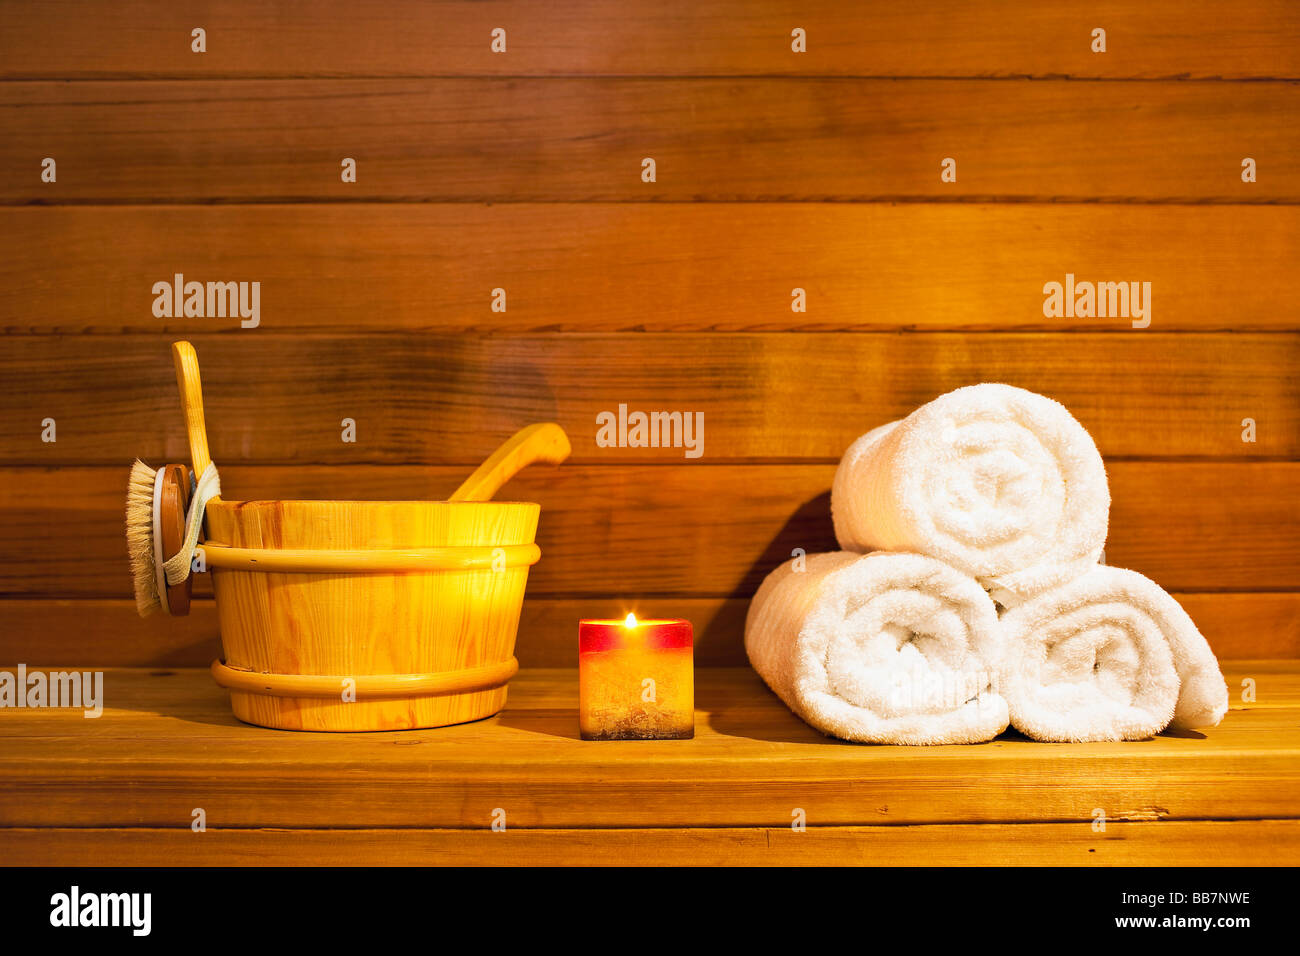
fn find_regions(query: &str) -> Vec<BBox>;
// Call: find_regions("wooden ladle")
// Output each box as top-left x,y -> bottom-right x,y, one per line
450,423 -> 571,501
173,340 -> 567,503
172,340 -> 219,502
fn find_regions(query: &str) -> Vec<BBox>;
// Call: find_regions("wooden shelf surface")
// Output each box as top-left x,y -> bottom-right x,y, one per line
2,662 -> 1298,865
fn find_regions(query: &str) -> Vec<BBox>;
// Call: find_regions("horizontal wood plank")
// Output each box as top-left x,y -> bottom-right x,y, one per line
4,205 -> 1294,334
2,591 -> 1296,669
0,664 -> 1294,829
4,78 -> 1296,202
0,462 -> 1296,599
0,1 -> 1295,79
2,333 -> 1296,464
4,819 -> 1297,866
7,204 -> 1289,332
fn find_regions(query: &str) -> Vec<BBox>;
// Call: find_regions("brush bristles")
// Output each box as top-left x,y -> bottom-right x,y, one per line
126,459 -> 161,617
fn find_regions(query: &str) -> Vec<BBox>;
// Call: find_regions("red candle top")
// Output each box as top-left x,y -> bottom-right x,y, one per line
579,614 -> 693,653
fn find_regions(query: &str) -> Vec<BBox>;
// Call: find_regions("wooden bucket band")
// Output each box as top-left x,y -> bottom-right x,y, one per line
203,541 -> 533,699
211,657 -> 520,700
198,541 -> 541,573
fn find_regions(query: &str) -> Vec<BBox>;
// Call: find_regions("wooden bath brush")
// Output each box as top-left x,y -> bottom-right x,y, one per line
124,341 -> 222,617
125,460 -> 192,616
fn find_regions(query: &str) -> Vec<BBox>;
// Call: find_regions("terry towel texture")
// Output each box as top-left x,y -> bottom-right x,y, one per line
744,551 -> 1009,745
831,383 -> 1110,607
750,383 -> 1227,744
997,565 -> 1229,742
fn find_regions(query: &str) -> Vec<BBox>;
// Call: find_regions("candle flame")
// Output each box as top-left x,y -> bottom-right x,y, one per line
624,612 -> 638,628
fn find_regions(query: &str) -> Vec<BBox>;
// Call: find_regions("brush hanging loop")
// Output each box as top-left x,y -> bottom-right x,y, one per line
162,462 -> 221,586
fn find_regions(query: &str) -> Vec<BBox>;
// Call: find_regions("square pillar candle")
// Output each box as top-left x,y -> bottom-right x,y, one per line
579,614 -> 694,740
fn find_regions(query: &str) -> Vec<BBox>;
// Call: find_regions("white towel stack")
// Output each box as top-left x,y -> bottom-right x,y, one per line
745,383 -> 1228,744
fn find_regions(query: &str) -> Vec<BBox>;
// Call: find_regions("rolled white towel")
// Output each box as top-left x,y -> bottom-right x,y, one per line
831,384 -> 1110,606
997,565 -> 1229,742
744,551 -> 1008,745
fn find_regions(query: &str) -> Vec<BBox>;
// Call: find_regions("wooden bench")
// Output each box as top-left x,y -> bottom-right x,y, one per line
3,661 -> 1296,865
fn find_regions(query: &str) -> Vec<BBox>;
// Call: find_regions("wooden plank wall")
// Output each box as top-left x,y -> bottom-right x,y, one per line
0,1 -> 1297,668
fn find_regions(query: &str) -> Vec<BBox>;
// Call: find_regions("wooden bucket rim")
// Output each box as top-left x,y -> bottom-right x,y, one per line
201,541 -> 540,572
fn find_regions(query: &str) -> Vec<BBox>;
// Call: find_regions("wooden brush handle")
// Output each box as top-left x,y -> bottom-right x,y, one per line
171,341 -> 219,501
159,463 -> 193,616
450,423 -> 571,502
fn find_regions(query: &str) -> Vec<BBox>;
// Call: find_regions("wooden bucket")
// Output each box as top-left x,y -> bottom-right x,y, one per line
203,499 -> 540,731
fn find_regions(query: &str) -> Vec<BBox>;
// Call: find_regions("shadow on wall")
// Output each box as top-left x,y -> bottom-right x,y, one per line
691,489 -> 837,666
734,490 -> 836,599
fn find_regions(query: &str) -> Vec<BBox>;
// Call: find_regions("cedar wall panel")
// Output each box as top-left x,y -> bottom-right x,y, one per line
2,79 -> 1296,202
2,332 -> 1300,463
1,205 -> 1295,334
0,1 -> 1295,662
1,333 -> 1296,464
0,463 -> 1295,599
0,1 -> 1296,78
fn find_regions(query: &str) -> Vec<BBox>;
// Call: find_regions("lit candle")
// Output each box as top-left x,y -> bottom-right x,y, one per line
579,613 -> 694,740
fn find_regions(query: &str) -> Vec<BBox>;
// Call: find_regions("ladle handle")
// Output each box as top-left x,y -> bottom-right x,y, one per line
450,423 -> 571,502
172,341 -> 220,502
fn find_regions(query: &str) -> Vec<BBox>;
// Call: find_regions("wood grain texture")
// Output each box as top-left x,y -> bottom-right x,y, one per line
0,664 -> 1295,829
4,819 -> 1297,866
2,205 -> 1297,333
2,592 -> 1297,670
1,462 -> 1296,598
5,78 -> 1296,203
3,334 -> 1296,464
0,1 -> 1295,79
